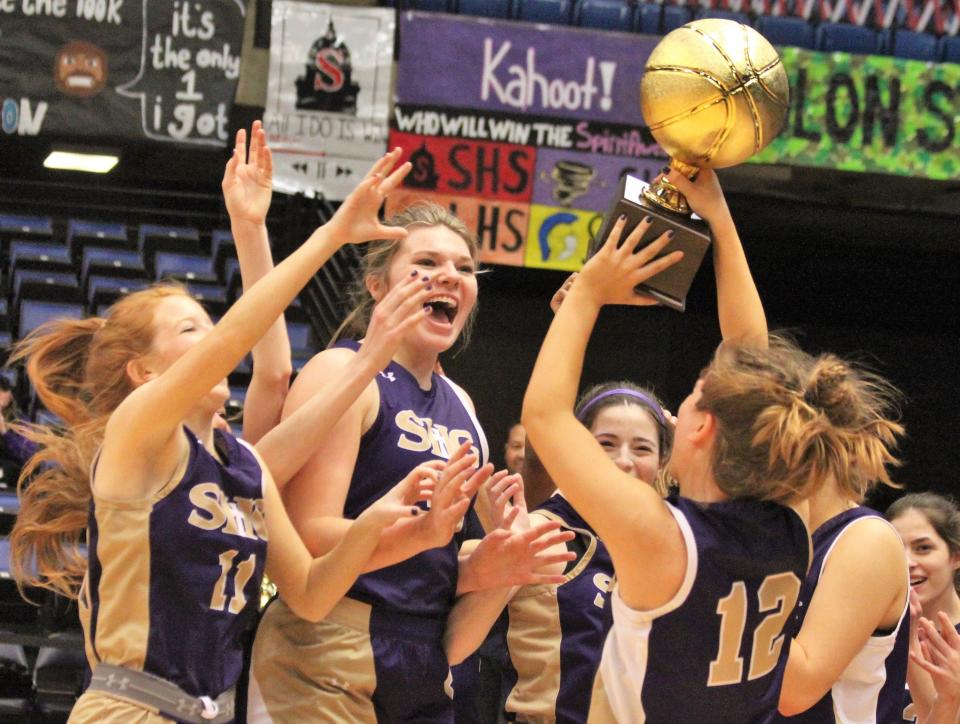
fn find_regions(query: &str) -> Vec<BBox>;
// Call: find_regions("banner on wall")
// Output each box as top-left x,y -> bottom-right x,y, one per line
391,12 -> 959,270
390,12 -> 668,271
0,0 -> 244,146
264,1 -> 394,200
751,46 -> 960,180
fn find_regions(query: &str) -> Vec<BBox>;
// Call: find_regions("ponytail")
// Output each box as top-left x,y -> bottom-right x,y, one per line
700,336 -> 903,503
8,318 -> 105,598
7,284 -> 188,598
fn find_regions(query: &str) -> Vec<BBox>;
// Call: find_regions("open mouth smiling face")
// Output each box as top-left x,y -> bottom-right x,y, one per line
424,294 -> 459,327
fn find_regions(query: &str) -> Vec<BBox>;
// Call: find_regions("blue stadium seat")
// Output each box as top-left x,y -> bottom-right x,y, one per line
577,0 -> 634,30
287,321 -> 314,353
815,22 -> 882,54
0,539 -> 12,578
292,349 -> 316,374
138,224 -> 201,259
210,229 -> 237,279
0,367 -> 16,390
13,270 -> 80,305
80,246 -> 146,288
67,219 -> 128,257
0,215 -> 53,246
635,1 -> 661,33
225,386 -> 247,420
459,0 -> 512,17
87,275 -> 150,312
514,0 -> 573,24
662,3 -> 693,32
7,239 -> 71,275
33,408 -> 65,428
892,29 -> 938,60
17,301 -> 83,337
755,15 -> 816,48
186,282 -> 228,305
224,258 -> 242,300
187,282 -> 229,318
229,354 -> 253,389
412,0 -> 451,10
942,35 -> 960,63
33,647 -> 86,716
697,8 -> 749,23
0,492 -> 19,515
154,252 -> 217,284
0,643 -> 31,714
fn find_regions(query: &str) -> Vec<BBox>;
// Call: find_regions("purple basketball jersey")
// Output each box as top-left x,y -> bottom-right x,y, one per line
772,507 -> 909,723
335,340 -> 488,618
85,428 -> 267,699
599,496 -> 809,723
504,493 -> 614,723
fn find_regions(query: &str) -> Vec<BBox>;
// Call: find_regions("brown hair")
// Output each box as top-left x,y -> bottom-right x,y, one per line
886,493 -> 960,591
332,202 -> 480,347
8,284 -> 190,598
575,381 -> 674,496
697,336 -> 903,504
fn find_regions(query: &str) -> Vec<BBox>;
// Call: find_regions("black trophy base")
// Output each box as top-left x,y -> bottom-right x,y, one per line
589,174 -> 712,312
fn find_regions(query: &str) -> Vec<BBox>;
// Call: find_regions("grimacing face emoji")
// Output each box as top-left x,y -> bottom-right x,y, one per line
54,40 -> 108,98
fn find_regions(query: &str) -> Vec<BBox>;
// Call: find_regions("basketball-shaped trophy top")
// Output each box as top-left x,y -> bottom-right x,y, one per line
640,19 -> 789,169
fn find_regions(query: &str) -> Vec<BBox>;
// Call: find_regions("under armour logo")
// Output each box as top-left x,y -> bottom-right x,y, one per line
379,371 -> 396,382
104,673 -> 130,691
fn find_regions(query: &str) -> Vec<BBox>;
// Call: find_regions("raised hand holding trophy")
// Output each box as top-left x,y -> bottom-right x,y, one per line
591,19 -> 789,311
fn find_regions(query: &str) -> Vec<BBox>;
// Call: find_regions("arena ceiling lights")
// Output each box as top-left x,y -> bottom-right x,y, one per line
43,147 -> 119,174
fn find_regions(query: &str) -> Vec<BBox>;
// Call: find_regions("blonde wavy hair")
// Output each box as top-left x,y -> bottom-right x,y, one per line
332,202 -> 480,347
697,336 -> 903,504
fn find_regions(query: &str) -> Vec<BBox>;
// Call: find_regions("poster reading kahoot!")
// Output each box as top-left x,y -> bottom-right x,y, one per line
265,1 -> 394,200
0,0 -> 244,145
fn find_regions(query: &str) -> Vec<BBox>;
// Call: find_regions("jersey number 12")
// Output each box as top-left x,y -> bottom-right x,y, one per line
707,572 -> 801,687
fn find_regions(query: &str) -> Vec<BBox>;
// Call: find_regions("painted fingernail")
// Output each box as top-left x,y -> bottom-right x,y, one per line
426,284 -> 433,291
644,216 -> 653,223
421,275 -> 429,282
411,507 -> 420,516
666,230 -> 675,238
618,214 -> 627,221
661,165 -> 671,174
410,269 -> 418,277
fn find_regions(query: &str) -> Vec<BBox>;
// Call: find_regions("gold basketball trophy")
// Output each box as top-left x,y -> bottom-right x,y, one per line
591,19 -> 789,311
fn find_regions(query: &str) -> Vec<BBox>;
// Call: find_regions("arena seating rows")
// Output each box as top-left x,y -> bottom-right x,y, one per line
1,212 -> 319,411
399,0 -> 954,61
0,214 -> 320,721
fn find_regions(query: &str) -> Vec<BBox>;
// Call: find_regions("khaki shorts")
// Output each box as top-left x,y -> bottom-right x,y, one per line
69,689 -> 173,724
248,597 -> 452,723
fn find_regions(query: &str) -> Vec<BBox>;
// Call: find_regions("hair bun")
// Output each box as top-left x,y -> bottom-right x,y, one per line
804,359 -> 859,426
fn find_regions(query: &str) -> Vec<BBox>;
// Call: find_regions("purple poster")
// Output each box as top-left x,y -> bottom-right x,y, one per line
397,12 -> 659,126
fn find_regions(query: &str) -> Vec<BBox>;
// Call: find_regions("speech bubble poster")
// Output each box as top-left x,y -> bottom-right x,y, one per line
264,1 -> 394,200
0,0 -> 244,146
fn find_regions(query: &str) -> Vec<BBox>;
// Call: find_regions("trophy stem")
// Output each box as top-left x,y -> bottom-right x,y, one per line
641,160 -> 699,216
